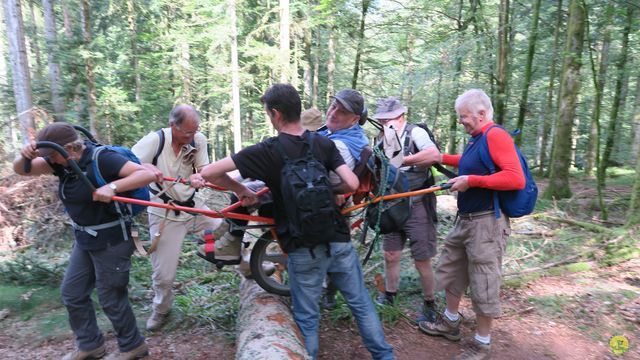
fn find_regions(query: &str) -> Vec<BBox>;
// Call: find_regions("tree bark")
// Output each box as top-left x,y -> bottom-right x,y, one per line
514,0 -> 541,147
235,278 -> 309,360
599,7 -> 632,181
3,0 -> 35,140
631,75 -> 640,163
325,28 -> 335,105
312,31 -> 319,108
279,0 -> 290,83
351,0 -> 369,89
494,0 -> 510,125
584,3 -> 612,176
302,6 -> 313,109
230,0 -> 242,154
544,0 -> 585,200
126,0 -> 141,103
80,0 -> 98,137
41,0 -> 64,121
26,0 -> 43,82
538,0 -> 563,176
627,142 -> 640,227
447,0 -> 464,154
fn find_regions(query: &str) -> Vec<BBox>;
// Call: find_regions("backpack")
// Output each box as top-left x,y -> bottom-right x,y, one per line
274,133 -> 336,252
477,125 -> 538,218
404,123 -> 457,180
91,145 -> 150,216
364,149 -> 411,234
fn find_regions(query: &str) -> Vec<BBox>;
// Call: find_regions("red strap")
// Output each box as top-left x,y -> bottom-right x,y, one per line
203,230 -> 215,253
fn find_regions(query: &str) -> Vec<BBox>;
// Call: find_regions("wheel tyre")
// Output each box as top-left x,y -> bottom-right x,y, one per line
250,232 -> 290,296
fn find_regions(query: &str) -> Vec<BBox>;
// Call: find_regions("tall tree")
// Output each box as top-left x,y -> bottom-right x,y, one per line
631,75 -> 640,161
25,0 -> 43,82
302,2 -> 313,108
3,0 -> 35,140
351,0 -> 370,89
538,0 -> 563,176
514,0 -> 541,147
627,141 -> 640,227
494,0 -> 510,125
544,0 -> 585,200
230,0 -> 241,154
279,0 -> 290,82
41,0 -> 64,120
80,0 -> 98,137
584,3 -> 613,176
325,28 -> 335,104
447,0 -> 465,154
126,0 -> 141,103
599,7 -> 633,181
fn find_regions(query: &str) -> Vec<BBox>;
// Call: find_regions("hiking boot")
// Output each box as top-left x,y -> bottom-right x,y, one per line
145,311 -> 169,331
62,344 -> 106,360
375,292 -> 396,306
418,312 -> 462,341
321,289 -> 337,310
453,338 -> 491,360
416,299 -> 438,323
104,342 -> 149,360
214,232 -> 242,261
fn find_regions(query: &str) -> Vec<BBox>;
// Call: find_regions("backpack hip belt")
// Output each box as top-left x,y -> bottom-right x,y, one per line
149,187 -> 196,216
70,219 -> 125,237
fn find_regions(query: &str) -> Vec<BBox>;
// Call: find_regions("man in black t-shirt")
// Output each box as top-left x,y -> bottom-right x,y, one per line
190,84 -> 394,360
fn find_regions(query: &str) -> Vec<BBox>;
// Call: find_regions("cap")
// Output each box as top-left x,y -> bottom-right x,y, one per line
36,122 -> 79,156
331,89 -> 365,116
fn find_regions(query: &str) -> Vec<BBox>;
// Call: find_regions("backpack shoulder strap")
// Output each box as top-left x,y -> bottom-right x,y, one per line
477,125 -> 501,218
91,145 -> 108,187
152,129 -> 165,166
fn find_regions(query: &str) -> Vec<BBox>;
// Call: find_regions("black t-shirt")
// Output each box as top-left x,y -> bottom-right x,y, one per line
48,141 -> 129,251
232,131 -> 350,252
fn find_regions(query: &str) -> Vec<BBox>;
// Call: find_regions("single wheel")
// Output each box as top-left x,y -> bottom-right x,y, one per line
250,231 -> 290,296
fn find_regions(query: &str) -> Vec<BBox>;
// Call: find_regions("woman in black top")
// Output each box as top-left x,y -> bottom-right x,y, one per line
13,122 -> 155,360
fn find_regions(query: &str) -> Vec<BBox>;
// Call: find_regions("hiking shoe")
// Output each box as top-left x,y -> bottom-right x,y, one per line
416,299 -> 438,323
211,232 -> 242,261
321,289 -> 337,310
418,312 -> 462,341
375,292 -> 396,306
145,311 -> 169,331
453,338 -> 491,360
62,344 -> 106,360
105,342 -> 149,360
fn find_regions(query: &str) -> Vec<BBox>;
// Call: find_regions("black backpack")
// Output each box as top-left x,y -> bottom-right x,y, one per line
274,133 -> 336,253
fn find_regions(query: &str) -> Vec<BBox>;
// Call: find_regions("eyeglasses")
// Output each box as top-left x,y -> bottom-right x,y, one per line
174,124 -> 199,136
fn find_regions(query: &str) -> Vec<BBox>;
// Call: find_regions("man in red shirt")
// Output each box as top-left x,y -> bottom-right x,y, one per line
417,89 -> 525,360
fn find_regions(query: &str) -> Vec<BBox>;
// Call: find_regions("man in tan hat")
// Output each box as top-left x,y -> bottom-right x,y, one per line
372,96 -> 441,323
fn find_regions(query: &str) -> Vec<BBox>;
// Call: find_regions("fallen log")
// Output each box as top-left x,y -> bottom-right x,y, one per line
235,276 -> 310,360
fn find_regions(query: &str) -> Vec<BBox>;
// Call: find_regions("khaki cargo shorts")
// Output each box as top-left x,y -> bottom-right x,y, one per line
382,197 -> 438,261
435,210 -> 510,317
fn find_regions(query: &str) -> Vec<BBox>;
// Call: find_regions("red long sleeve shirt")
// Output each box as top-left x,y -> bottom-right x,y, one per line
442,123 -> 525,190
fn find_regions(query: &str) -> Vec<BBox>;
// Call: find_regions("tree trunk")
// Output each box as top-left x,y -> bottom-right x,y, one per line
626,143 -> 640,227
41,0 -> 64,121
126,0 -> 141,103
3,0 -> 34,140
494,0 -> 510,125
302,9 -> 312,109
80,0 -> 98,137
544,0 -> 585,200
351,0 -> 369,89
538,0 -> 563,176
631,75 -> 640,163
446,0 -> 464,154
279,0 -> 290,83
584,3 -> 612,176
432,66 -> 443,134
325,28 -> 335,105
599,7 -> 632,181
235,278 -> 309,359
230,0 -> 241,154
514,0 -> 541,147
26,0 -> 43,82
312,31 -> 319,108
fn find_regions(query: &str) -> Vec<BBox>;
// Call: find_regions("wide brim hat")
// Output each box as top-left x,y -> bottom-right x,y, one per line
372,97 -> 407,120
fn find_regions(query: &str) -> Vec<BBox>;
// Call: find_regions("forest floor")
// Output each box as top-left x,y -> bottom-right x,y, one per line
0,172 -> 639,359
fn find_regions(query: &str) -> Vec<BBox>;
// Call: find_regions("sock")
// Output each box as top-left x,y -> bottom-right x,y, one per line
444,308 -> 459,322
474,333 -> 491,345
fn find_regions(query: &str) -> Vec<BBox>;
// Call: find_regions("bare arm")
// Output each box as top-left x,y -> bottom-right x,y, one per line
13,142 -> 54,176
190,157 -> 257,206
332,164 -> 359,194
93,161 -> 156,202
403,146 -> 441,167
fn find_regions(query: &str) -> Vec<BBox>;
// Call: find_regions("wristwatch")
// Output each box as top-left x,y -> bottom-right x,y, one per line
108,182 -> 118,192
